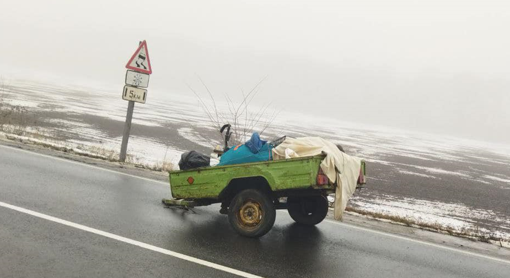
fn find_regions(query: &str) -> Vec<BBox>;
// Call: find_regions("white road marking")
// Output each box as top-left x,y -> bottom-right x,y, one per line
325,219 -> 510,265
2,143 -> 510,266
0,201 -> 262,278
0,144 -> 169,185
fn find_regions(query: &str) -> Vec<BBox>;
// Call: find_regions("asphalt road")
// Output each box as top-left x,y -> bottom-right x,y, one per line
1,145 -> 509,278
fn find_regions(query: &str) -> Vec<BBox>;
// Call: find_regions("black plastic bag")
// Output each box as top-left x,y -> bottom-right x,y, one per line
178,151 -> 210,170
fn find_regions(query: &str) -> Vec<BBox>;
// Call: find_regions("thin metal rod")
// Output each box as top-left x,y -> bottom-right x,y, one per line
119,100 -> 135,162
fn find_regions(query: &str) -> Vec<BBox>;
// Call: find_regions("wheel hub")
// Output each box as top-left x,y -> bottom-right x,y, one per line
239,201 -> 262,226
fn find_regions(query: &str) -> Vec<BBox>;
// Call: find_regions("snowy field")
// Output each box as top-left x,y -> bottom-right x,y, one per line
1,79 -> 510,241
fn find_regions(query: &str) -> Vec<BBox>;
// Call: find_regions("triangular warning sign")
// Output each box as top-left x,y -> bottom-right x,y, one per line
126,40 -> 152,74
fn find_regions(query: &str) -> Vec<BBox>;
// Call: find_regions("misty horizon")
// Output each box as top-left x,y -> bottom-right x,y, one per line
1,0 -> 509,145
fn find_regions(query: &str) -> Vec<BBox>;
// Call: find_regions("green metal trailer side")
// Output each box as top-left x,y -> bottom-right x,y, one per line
169,155 -> 328,199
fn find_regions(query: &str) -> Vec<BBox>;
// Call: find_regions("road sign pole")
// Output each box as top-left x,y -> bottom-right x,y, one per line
120,40 -> 151,162
119,100 -> 135,162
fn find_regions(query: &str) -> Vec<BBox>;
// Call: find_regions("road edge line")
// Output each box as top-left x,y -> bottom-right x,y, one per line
0,201 -> 262,278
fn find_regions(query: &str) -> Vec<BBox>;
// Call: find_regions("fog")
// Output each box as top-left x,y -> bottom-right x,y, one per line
1,0 -> 509,144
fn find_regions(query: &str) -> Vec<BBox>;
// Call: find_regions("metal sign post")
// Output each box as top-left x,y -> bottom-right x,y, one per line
119,41 -> 152,162
119,100 -> 135,161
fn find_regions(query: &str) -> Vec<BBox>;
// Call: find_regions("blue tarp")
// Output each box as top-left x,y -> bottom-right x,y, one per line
245,132 -> 267,154
218,133 -> 272,166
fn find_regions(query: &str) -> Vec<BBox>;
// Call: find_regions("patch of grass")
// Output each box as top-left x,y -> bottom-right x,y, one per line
152,161 -> 174,172
127,160 -> 174,172
3,132 -> 175,173
0,79 -> 37,136
345,207 -> 417,227
345,206 -> 510,246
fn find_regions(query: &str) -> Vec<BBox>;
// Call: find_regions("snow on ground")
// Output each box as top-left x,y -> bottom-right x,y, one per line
409,165 -> 472,178
3,98 -> 41,108
349,194 -> 510,240
120,136 -> 184,166
484,175 -> 510,185
397,170 -> 437,179
177,127 -> 216,149
5,78 -> 510,166
45,119 -> 90,128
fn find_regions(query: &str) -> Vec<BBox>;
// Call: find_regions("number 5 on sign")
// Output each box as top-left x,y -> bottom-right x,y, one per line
122,85 -> 147,104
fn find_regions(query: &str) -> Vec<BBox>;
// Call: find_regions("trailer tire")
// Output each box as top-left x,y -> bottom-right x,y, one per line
287,196 -> 328,226
228,189 -> 276,238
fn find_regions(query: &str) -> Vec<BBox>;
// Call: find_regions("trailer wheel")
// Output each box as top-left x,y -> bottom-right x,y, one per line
287,196 -> 328,226
228,189 -> 276,238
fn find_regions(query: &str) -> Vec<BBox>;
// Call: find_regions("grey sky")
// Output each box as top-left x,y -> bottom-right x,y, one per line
1,0 -> 509,144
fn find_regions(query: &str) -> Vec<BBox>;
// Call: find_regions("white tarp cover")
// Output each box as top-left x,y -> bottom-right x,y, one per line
272,137 -> 362,220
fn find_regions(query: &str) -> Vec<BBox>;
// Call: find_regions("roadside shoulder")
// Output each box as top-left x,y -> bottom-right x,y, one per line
327,211 -> 510,261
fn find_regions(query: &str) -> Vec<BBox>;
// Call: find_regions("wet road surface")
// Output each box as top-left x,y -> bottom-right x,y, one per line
1,145 -> 509,278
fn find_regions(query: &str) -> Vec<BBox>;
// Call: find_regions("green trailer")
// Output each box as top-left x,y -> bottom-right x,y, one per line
164,154 -> 366,237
